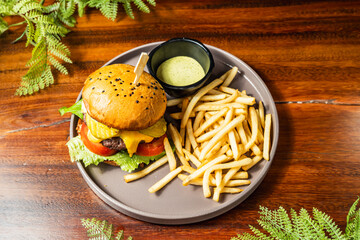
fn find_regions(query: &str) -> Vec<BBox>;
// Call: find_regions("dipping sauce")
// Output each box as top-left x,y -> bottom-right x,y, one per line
156,56 -> 205,86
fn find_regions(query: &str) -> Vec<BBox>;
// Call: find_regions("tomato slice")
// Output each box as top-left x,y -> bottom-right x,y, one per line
136,134 -> 166,156
79,123 -> 118,156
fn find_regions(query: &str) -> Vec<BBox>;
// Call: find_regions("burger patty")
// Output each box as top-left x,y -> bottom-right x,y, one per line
101,137 -> 127,151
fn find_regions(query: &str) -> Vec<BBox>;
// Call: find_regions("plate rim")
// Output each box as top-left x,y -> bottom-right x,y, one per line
70,41 -> 279,224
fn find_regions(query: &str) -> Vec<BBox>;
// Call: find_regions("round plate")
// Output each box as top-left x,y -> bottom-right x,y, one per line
70,42 -> 279,225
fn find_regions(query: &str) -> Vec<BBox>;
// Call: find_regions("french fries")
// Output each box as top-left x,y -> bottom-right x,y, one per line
124,66 -> 272,200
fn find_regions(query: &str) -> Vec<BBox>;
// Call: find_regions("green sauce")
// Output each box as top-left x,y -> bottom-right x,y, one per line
156,56 -> 205,86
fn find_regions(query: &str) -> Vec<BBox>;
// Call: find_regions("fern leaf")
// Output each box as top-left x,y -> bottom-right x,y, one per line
146,0 -> 155,7
46,34 -> 71,55
75,0 -> 87,17
313,208 -> 345,240
49,47 -> 72,63
0,16 -> 8,34
48,55 -> 68,74
115,230 -> 124,240
43,2 -> 60,13
13,0 -> 33,13
25,18 -> 34,46
133,0 -> 149,13
248,225 -> 273,240
61,0 -> 76,18
347,197 -> 359,224
81,218 -> 113,240
122,1 -> 134,19
345,197 -> 360,239
18,2 -> 43,14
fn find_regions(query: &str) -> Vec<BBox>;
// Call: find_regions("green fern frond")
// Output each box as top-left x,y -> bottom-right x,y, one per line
43,2 -> 60,13
25,18 -> 34,46
313,208 -> 345,240
133,0 -> 149,13
48,55 -> 68,74
18,2 -> 43,14
122,1 -> 134,19
74,0 -> 87,17
146,0 -> 155,7
49,47 -> 72,63
345,197 -> 360,240
0,17 -> 8,34
81,218 -> 113,240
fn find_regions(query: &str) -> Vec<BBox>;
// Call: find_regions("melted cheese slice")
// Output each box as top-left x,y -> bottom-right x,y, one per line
118,131 -> 154,157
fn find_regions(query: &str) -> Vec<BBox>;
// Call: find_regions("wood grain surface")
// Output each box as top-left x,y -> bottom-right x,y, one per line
1,0 -> 360,239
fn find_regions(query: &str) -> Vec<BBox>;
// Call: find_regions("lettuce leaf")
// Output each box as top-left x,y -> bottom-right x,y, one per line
59,99 -> 83,120
66,136 -> 166,172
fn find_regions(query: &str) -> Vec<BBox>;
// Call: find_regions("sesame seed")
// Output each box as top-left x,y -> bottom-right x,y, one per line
124,95 -> 127,97
92,87 -> 95,90
126,70 -> 130,72
110,81 -> 112,84
116,94 -> 119,96
136,83 -> 140,87
136,100 -> 139,103
141,96 -> 143,98
146,107 -> 149,110
147,86 -> 150,89
154,86 -> 158,90
115,89 -> 117,91
130,82 -> 132,85
102,90 -> 105,93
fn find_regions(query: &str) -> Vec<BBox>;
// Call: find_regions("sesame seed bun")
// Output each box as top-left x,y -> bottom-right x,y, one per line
82,64 -> 167,130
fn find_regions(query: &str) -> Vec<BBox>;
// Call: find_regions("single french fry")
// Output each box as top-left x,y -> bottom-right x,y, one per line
167,98 -> 183,107
235,96 -> 256,105
199,115 -> 245,161
220,187 -> 244,194
148,166 -> 183,193
193,102 -> 246,112
218,86 -> 237,95
244,107 -> 258,151
180,127 -> 186,146
215,169 -> 222,187
181,79 -> 224,129
193,110 -> 205,132
226,179 -> 251,187
263,114 -> 272,160
243,155 -> 263,171
124,155 -> 168,183
185,131 -> 191,152
221,66 -> 238,87
228,130 -> 239,160
186,119 -> 198,150
168,123 -> 183,157
259,101 -> 265,128
164,137 -> 176,171
170,112 -> 196,120
200,94 -> 227,101
232,171 -> 248,179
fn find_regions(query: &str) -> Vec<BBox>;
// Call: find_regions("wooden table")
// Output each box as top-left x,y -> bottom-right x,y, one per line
1,1 -> 359,239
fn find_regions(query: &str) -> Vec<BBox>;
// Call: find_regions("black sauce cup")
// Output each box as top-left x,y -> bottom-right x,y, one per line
147,38 -> 215,98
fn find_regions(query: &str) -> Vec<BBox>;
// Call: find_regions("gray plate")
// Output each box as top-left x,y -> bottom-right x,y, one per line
70,42 -> 279,225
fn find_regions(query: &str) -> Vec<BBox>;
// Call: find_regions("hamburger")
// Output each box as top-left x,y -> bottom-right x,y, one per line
60,64 -> 168,172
